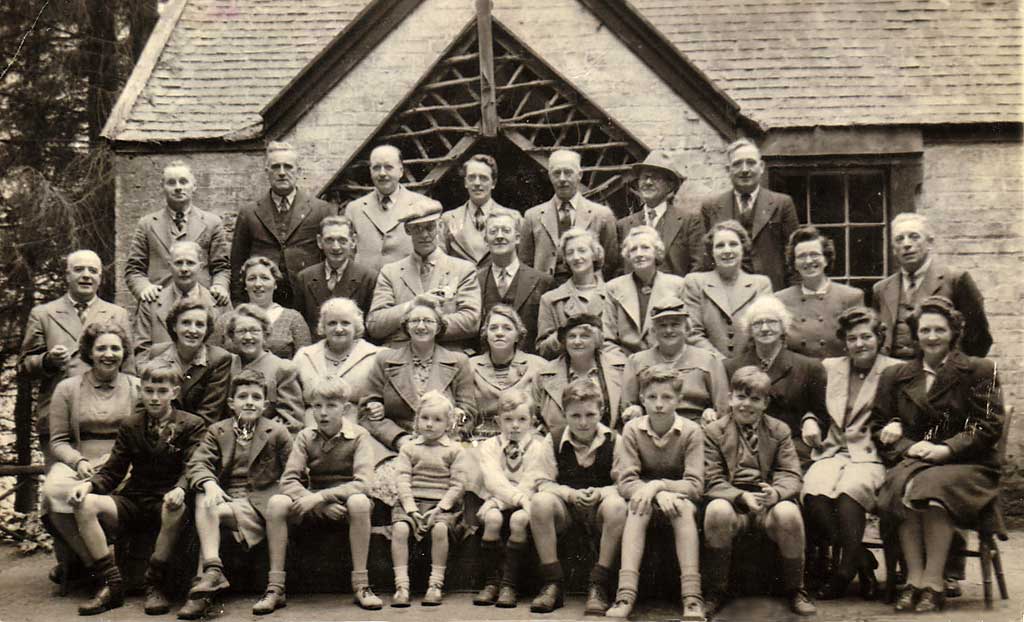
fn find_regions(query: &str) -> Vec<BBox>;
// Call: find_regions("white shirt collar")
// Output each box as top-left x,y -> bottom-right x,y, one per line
637,414 -> 685,438
414,247 -> 444,268
901,255 -> 932,284
325,259 -> 349,279
412,433 -> 453,447
272,189 -> 297,210
734,186 -> 760,206
800,278 -> 831,296
556,193 -> 582,210
494,256 -> 520,281
166,205 -> 193,222
558,423 -> 611,452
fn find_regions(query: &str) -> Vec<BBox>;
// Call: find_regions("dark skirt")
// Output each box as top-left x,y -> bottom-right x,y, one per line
877,457 -> 999,526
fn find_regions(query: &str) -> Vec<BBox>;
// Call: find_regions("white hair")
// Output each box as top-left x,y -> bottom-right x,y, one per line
549,149 -> 582,170
738,294 -> 793,336
890,212 -> 934,240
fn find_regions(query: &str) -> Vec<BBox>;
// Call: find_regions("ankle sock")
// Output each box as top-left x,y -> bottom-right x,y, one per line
428,564 -> 446,589
393,565 -> 409,590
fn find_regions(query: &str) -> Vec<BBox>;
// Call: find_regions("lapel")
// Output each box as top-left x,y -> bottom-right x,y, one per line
152,210 -> 175,252
825,359 -> 850,429
247,422 -> 270,471
849,355 -> 895,422
877,275 -> 900,327
928,351 -> 966,404
541,198 -> 561,245
184,208 -> 206,242
447,204 -> 477,260
539,361 -> 568,414
217,423 -> 238,480
603,357 -> 623,419
283,189 -> 314,242
358,192 -> 397,236
426,252 -> 448,292
610,278 -> 642,333
768,348 -> 795,385
429,347 -> 460,393
299,342 -> 327,378
721,418 -> 741,479
701,271 -> 733,317
385,346 -> 423,412
398,257 -> 424,296
756,419 -> 777,479
898,359 -> 931,414
659,205 -> 686,246
472,351 -> 532,392
51,296 -> 83,340
336,340 -> 379,378
306,263 -> 332,301
512,268 -> 541,311
253,195 -> 283,243
919,261 -> 945,297
575,197 -> 595,232
749,189 -> 778,241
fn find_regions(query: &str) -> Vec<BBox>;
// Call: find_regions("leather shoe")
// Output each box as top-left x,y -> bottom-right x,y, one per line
176,596 -> 211,620
529,582 -> 563,613
473,583 -> 499,606
894,584 -> 919,612
815,573 -> 853,600
915,586 -> 945,613
78,584 -> 124,616
858,568 -> 879,601
704,594 -> 725,620
583,582 -> 610,615
495,584 -> 518,608
353,586 -> 383,610
944,577 -> 962,598
790,588 -> 817,616
144,584 -> 171,615
190,566 -> 230,597
605,594 -> 635,619
252,589 -> 286,615
681,595 -> 705,621
422,585 -> 443,606
391,586 -> 410,608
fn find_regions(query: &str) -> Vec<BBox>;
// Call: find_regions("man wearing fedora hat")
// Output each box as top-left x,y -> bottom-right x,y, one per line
366,198 -> 481,349
616,150 -> 705,279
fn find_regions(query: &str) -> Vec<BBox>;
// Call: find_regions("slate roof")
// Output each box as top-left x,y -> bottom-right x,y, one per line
104,0 -> 1022,142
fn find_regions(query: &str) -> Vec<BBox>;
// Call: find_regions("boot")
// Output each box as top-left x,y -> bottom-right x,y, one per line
189,560 -> 230,597
530,562 -> 564,613
605,569 -> 638,619
473,540 -> 503,606
782,557 -> 817,616
495,541 -> 526,608
583,564 -> 612,616
78,555 -> 123,616
702,544 -> 732,616
143,559 -> 170,615
252,587 -> 287,615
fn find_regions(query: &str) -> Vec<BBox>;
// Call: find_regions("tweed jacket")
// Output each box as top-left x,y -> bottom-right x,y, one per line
229,188 -> 335,302
814,354 -> 900,463
293,339 -> 382,412
604,271 -> 687,355
776,281 -> 864,359
535,278 -> 611,359
133,283 -> 231,365
681,270 -> 772,358
535,350 -> 627,430
468,349 -> 547,437
477,262 -> 554,354
704,413 -> 803,504
615,200 -> 704,278
366,250 -> 481,348
294,259 -> 378,333
187,417 -> 293,514
701,187 -> 799,291
870,351 -> 1003,469
343,185 -> 429,273
18,295 -> 134,434
148,342 -> 234,425
439,200 -> 508,267
48,372 -> 140,468
872,260 -> 992,358
124,205 -> 231,300
236,351 -> 306,433
519,194 -> 620,280
361,344 -> 477,450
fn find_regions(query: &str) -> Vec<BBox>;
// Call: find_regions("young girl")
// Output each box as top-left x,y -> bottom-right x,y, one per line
391,391 -> 468,607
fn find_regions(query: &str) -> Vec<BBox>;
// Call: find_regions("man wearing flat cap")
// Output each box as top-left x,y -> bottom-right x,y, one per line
366,199 -> 481,349
616,150 -> 705,278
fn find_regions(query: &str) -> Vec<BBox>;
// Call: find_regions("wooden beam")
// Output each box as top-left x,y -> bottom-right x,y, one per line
476,0 -> 498,137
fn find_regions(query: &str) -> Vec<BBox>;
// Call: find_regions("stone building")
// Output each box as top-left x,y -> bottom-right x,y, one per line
102,0 -> 1022,485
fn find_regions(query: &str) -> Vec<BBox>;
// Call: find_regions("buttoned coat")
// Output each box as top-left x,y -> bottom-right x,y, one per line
229,188 -> 335,303
477,262 -> 553,355
187,417 -> 293,514
344,185 -> 429,273
519,195 -> 620,280
703,414 -> 803,504
681,270 -> 772,358
133,284 -> 231,365
604,271 -> 687,355
148,342 -> 234,425
535,350 -> 627,430
18,295 -> 134,436
616,201 -> 704,278
776,281 -> 864,359
439,200 -> 508,267
366,251 -> 481,348
814,354 -> 900,463
872,260 -> 992,358
124,205 -> 231,300
294,260 -> 378,333
293,339 -> 381,413
361,345 -> 477,450
701,188 -> 799,291
468,349 -> 547,436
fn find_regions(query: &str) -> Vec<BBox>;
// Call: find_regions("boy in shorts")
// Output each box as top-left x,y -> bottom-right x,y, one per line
390,391 -> 468,607
529,378 -> 627,615
702,366 -> 815,617
68,362 -> 206,616
275,377 -> 382,610
181,369 -> 292,618
607,364 -> 705,620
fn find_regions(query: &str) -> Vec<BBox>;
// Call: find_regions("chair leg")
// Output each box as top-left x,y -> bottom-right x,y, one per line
979,538 -> 993,610
989,539 -> 1009,600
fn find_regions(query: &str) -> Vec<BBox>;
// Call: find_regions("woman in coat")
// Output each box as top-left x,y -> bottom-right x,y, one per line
775,226 -> 864,359
874,296 -> 1004,614
682,220 -> 772,358
801,307 -> 899,600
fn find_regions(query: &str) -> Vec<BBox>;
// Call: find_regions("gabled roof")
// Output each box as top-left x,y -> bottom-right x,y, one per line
630,0 -> 1023,129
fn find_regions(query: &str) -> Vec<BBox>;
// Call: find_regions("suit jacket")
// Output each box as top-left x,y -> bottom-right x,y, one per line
469,349 -> 547,437
294,260 -> 378,334
17,295 -> 134,433
187,417 -> 293,514
681,270 -> 772,357
535,350 -> 627,430
776,281 -> 864,359
871,351 -> 1003,469
477,262 -> 554,354
704,414 -> 803,503
238,351 -> 305,433
148,342 -> 234,425
133,283 -> 231,365
361,344 -> 477,450
440,200 -> 508,267
519,194 -> 620,280
293,339 -> 381,414
124,205 -> 231,300
604,271 -> 687,355
229,188 -> 335,303
616,202 -> 704,278
701,188 -> 799,291
814,354 -> 900,463
343,185 -> 429,273
872,260 -> 992,358
366,251 -> 481,348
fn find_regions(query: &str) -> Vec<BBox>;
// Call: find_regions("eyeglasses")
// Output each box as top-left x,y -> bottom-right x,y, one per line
795,252 -> 824,261
750,319 -> 781,329
408,318 -> 438,326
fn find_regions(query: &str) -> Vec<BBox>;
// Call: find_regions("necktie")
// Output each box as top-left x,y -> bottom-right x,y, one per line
380,195 -> 391,211
906,273 -> 917,293
557,201 -> 573,235
278,196 -> 290,213
474,205 -> 487,232
327,267 -> 340,291
419,258 -> 433,287
646,206 -> 658,227
743,425 -> 758,455
739,193 -> 754,230
74,301 -> 88,324
496,268 -> 511,298
172,210 -> 185,232
504,439 -> 522,472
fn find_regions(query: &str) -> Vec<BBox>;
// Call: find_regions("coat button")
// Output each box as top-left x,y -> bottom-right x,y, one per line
866,446 -> 873,453
800,317 -> 807,323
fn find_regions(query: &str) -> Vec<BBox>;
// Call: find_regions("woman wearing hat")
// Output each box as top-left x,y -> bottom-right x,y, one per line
619,296 -> 728,426
534,313 -> 626,431
874,296 -> 1004,613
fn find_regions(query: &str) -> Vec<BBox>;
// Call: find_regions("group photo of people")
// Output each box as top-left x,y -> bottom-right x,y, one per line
17,134 -> 1006,622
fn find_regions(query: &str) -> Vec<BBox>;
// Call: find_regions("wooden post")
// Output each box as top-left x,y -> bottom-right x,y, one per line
476,0 -> 498,137
13,376 -> 37,513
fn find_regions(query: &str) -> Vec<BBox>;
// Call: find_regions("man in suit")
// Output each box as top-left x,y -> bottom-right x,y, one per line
366,199 -> 481,350
294,215 -> 378,333
616,150 -> 704,278
343,145 -> 430,273
701,139 -> 799,291
440,154 -> 507,268
18,250 -> 134,438
520,149 -> 619,284
124,160 -> 231,305
230,142 -> 335,306
477,209 -> 553,353
873,212 -> 992,360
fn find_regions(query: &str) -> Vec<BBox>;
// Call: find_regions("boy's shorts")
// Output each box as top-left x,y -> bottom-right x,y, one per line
224,497 -> 267,549
289,501 -> 350,528
392,499 -> 462,541
110,493 -> 167,531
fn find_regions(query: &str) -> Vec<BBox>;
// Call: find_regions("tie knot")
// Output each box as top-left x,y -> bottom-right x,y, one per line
380,195 -> 391,210
278,196 -> 290,212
